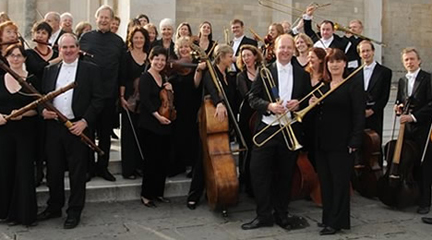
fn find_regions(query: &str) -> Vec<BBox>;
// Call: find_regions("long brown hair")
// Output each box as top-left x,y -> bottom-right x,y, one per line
305,47 -> 326,76
236,44 -> 263,71
323,48 -> 347,82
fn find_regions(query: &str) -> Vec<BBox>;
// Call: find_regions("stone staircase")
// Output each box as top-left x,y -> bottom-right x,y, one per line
37,85 -> 401,205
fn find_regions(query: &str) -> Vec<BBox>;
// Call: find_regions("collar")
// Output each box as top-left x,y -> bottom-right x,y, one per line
406,68 -> 421,79
277,61 -> 292,72
321,35 -> 334,44
233,35 -> 244,42
62,58 -> 79,68
364,61 -> 377,70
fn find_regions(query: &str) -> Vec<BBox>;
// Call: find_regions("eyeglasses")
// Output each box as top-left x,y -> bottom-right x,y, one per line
7,54 -> 24,59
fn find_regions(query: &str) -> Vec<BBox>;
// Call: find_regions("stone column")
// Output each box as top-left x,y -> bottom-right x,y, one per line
0,0 -> 8,13
364,0 -> 383,63
23,0 -> 37,41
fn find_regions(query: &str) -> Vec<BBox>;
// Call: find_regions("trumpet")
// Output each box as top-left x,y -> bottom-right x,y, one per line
251,65 -> 303,151
293,64 -> 366,122
334,23 -> 386,47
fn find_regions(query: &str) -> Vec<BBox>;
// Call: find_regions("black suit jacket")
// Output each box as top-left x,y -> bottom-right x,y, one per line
345,36 -> 362,68
41,60 -> 105,128
315,75 -> 365,151
232,36 -> 258,56
396,70 -> 432,138
361,63 -> 392,137
248,61 -> 311,133
52,29 -> 66,51
304,19 -> 349,51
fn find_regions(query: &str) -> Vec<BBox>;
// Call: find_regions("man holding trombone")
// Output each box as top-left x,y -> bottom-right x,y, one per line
241,34 -> 311,231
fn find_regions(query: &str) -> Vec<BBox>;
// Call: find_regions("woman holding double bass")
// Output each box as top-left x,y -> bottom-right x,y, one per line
187,44 -> 239,211
311,48 -> 364,235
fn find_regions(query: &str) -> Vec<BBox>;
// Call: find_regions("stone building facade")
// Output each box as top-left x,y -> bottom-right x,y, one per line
1,0 -> 431,81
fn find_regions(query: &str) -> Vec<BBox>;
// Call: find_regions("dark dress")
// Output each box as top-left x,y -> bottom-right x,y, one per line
151,39 -> 176,60
168,69 -> 202,177
314,76 -> 365,230
0,75 -> 37,225
120,51 -> 149,178
25,48 -> 59,90
138,72 -> 172,199
193,40 -> 217,60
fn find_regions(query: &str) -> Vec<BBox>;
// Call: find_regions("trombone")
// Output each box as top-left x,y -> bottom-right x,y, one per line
253,64 -> 366,148
334,23 -> 386,47
251,64 -> 303,151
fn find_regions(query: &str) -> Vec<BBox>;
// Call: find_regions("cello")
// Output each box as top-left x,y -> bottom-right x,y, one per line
377,101 -> 420,208
352,129 -> 383,198
191,43 -> 248,216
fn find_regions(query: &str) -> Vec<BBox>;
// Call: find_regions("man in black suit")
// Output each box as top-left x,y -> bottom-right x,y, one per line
44,11 -> 65,51
303,6 -> 350,53
344,20 -> 364,69
37,33 -> 104,229
396,47 -> 432,215
242,34 -> 310,231
230,19 -> 258,73
358,40 -> 392,166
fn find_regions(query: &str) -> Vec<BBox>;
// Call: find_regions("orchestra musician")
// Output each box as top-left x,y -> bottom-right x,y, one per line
0,21 -> 18,75
293,33 -> 314,68
303,6 -> 350,52
144,23 -> 158,47
243,34 -> 311,230
175,22 -> 193,40
151,18 -> 176,59
74,21 -> 92,39
60,12 -> 74,34
119,26 -> 150,180
44,12 -> 65,51
194,21 -> 217,59
187,44 -> 238,210
344,20 -> 364,69
262,23 -> 284,64
395,48 -> 432,215
37,33 -> 104,229
0,44 -> 38,227
312,48 -> 364,235
230,19 -> 257,72
357,40 -> 392,166
138,46 -> 173,208
236,44 -> 264,196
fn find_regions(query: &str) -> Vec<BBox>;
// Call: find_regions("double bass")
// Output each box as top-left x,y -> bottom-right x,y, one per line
190,43 -> 247,216
377,101 -> 420,208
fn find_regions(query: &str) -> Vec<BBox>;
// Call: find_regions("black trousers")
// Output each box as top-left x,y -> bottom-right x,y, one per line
250,124 -> 298,221
94,98 -> 116,170
0,119 -> 37,225
315,148 -> 353,230
140,129 -> 170,199
120,110 -> 143,177
45,121 -> 88,216
187,138 -> 205,203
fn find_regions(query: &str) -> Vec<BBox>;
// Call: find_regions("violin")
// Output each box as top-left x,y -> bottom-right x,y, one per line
263,34 -> 275,62
158,80 -> 177,121
164,58 -> 198,76
126,77 -> 141,113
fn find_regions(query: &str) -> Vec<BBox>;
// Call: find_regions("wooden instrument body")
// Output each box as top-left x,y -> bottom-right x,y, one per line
158,88 -> 177,121
352,129 -> 383,198
199,98 -> 238,210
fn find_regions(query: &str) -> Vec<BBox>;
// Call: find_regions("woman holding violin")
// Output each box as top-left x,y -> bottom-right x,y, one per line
138,46 -> 173,208
25,21 -> 62,89
236,44 -> 263,196
194,21 -> 217,59
0,44 -> 38,226
167,36 -> 206,177
187,44 -> 238,210
119,26 -> 150,180
311,48 -> 364,235
261,23 -> 284,64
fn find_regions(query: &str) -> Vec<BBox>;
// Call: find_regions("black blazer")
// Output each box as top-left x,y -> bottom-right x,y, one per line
232,36 -> 258,56
52,29 -> 66,50
315,75 -> 365,151
396,70 -> 432,127
304,19 -> 349,51
41,60 -> 105,128
248,61 -> 311,129
345,36 -> 362,68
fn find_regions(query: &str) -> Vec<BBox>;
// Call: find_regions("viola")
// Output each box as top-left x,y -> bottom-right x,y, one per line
158,82 -> 177,121
164,58 -> 198,76
126,77 -> 141,113
263,34 -> 275,62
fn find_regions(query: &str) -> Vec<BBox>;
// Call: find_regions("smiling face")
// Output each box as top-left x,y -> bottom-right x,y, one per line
110,19 -> 120,33
61,16 -> 73,32
178,43 -> 191,59
320,22 -> 334,40
96,9 -> 112,32
59,35 -> 79,64
1,25 -> 17,43
179,25 -> 190,37
241,49 -> 257,69
200,23 -> 211,37
161,25 -> 173,40
6,47 -> 25,69
358,42 -> 374,65
231,23 -> 243,38
402,51 -> 421,73
275,35 -> 294,65
295,37 -> 308,54
327,59 -> 346,76
308,51 -> 322,70
132,31 -> 145,50
150,54 -> 167,72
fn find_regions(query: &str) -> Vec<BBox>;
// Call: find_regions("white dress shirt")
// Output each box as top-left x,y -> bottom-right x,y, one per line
406,68 -> 421,96
363,61 -> 377,91
231,35 -> 244,71
53,59 -> 78,119
49,29 -> 61,45
262,61 -> 294,126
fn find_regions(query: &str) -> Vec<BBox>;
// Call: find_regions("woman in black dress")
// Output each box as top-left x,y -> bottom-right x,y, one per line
311,48 -> 364,235
151,18 -> 176,59
194,21 -> 217,59
293,33 -> 313,69
236,44 -> 263,196
0,21 -> 19,75
0,44 -> 38,226
187,44 -> 238,209
25,21 -> 61,88
119,26 -> 150,179
167,36 -> 206,177
138,46 -> 173,207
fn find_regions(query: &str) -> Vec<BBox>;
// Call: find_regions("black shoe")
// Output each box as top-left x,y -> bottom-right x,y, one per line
97,169 -> 116,182
319,226 -> 339,235
241,217 -> 274,230
317,222 -> 326,228
37,210 -> 62,221
135,169 -> 143,177
422,217 -> 432,224
187,201 -> 197,210
417,206 -> 430,215
86,172 -> 94,182
156,197 -> 170,203
141,197 -> 157,208
64,215 -> 80,229
286,214 -> 309,230
273,214 -> 291,230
